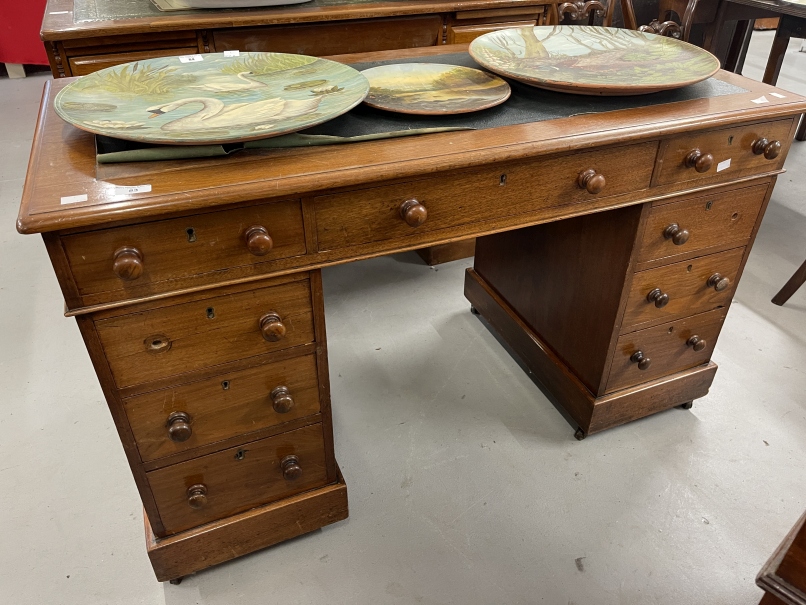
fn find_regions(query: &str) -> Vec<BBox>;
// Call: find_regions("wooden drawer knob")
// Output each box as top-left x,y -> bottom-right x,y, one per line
707,273 -> 730,292
270,386 -> 294,414
687,335 -> 706,352
646,287 -> 670,308
752,138 -> 782,160
684,149 -> 714,173
112,246 -> 144,281
259,312 -> 286,342
399,199 -> 427,227
577,169 -> 606,194
167,411 -> 192,442
630,350 -> 652,370
187,484 -> 208,509
245,226 -> 273,256
663,223 -> 690,246
281,455 -> 302,481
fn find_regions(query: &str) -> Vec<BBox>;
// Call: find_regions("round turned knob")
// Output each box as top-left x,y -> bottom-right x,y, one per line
577,169 -> 607,194
270,386 -> 294,414
684,149 -> 714,173
687,335 -> 707,352
187,484 -> 207,509
281,455 -> 302,481
245,226 -> 273,256
646,287 -> 670,308
112,246 -> 144,281
751,138 -> 782,160
167,411 -> 192,443
259,312 -> 286,342
630,350 -> 652,371
399,199 -> 427,228
707,273 -> 730,292
663,223 -> 690,246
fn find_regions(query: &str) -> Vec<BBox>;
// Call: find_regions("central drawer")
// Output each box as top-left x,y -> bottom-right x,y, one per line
95,278 -> 315,389
148,423 -> 328,535
125,353 -> 322,463
314,142 -> 657,251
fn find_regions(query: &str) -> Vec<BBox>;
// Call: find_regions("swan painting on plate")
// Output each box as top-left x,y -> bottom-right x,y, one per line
146,96 -> 322,132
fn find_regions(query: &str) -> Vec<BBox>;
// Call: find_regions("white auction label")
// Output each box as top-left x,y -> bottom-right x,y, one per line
61,194 -> 88,205
224,50 -> 240,57
751,96 -> 769,104
113,184 -> 152,196
49,11 -> 69,14
179,55 -> 204,63
770,92 -> 786,99
717,159 -> 731,172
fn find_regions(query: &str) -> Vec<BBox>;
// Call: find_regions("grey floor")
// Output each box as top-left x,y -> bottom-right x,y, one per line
1,32 -> 805,605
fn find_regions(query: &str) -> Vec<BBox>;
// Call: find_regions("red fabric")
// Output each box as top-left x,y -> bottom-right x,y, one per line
0,1 -> 49,65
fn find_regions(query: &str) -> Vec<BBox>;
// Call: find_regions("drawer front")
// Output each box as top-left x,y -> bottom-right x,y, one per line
448,20 -> 539,44
654,119 -> 793,187
622,247 -> 744,331
148,423 -> 328,535
63,199 -> 306,297
315,142 -> 657,251
212,16 -> 442,56
96,279 -> 315,389
606,309 -> 726,393
637,183 -> 767,264
125,354 -> 321,463
68,48 -> 200,77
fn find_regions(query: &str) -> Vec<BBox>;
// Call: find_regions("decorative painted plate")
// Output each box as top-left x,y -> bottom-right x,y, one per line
54,52 -> 370,144
361,63 -> 511,115
469,26 -> 721,96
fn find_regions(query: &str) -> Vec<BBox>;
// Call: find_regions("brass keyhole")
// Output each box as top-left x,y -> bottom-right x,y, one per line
206,307 -> 215,319
731,212 -> 739,220
234,449 -> 246,460
221,380 -> 230,390
186,227 -> 196,243
728,135 -> 734,145
705,201 -> 714,210
687,265 -> 693,272
499,174 -> 507,186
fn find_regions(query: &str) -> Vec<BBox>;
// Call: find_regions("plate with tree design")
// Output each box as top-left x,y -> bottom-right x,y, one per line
361,63 -> 511,114
54,52 -> 369,144
469,26 -> 720,96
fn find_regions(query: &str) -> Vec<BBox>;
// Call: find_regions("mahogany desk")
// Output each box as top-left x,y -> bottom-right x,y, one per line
17,45 -> 806,582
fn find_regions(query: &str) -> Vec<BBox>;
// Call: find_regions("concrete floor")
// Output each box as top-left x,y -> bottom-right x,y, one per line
1,31 -> 805,605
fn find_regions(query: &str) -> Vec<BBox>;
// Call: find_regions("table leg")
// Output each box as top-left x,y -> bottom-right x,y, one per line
796,115 -> 806,142
772,259 -> 806,306
762,14 -> 806,85
725,19 -> 754,73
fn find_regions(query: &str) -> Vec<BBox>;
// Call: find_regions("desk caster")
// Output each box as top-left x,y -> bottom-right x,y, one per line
169,577 -> 183,585
574,428 -> 586,441
678,401 -> 693,410
470,306 -> 480,315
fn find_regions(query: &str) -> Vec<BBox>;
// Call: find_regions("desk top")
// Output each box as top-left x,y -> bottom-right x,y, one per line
17,44 -> 806,235
42,0 -> 544,39
725,0 -> 806,18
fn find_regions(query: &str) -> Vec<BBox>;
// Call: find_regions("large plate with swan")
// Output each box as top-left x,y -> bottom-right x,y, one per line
53,52 -> 370,145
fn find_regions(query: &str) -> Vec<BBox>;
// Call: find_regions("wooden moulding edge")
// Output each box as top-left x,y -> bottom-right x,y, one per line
464,268 -> 719,436
144,464 -> 348,583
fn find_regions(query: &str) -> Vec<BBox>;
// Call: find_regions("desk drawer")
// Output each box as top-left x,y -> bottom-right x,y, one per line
63,199 -> 306,298
637,183 -> 767,265
148,423 -> 328,535
622,247 -> 744,331
654,119 -> 792,187
606,308 -> 726,393
314,142 -> 656,251
125,353 -> 321,463
447,20 -> 539,44
95,278 -> 315,389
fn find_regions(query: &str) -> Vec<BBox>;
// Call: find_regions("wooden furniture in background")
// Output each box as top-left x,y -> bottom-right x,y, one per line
756,510 -> 806,604
772,259 -> 806,305
17,44 -> 806,583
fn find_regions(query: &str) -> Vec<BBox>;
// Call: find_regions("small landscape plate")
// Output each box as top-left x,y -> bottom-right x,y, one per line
469,25 -> 721,96
361,63 -> 511,115
54,52 -> 369,145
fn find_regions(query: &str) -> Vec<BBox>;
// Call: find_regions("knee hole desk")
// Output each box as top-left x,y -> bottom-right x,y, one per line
16,44 -> 806,582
